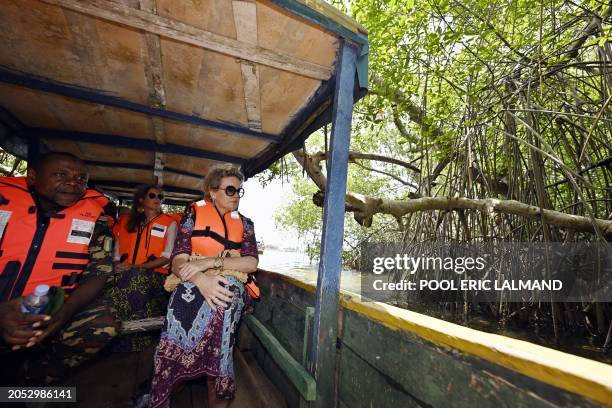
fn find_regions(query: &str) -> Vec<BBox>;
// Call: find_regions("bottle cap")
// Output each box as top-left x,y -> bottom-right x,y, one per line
34,284 -> 50,296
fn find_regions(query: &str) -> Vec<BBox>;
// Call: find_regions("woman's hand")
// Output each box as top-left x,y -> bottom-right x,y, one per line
176,258 -> 214,282
192,274 -> 233,310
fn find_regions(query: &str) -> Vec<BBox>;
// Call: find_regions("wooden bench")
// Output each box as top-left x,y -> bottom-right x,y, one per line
121,310 -> 317,402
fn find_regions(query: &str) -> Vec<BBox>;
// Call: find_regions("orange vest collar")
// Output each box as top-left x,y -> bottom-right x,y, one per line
116,213 -> 175,274
0,177 -> 108,208
190,200 -> 244,257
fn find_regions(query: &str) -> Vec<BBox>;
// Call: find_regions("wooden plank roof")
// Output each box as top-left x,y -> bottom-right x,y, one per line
0,0 -> 368,204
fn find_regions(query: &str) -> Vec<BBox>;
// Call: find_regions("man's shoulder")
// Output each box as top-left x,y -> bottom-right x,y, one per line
0,176 -> 27,186
0,178 -> 33,210
0,177 -> 30,195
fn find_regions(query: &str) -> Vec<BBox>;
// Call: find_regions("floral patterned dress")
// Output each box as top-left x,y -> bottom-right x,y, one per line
149,213 -> 258,407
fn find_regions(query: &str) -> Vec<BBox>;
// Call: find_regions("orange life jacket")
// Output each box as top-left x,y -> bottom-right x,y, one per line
190,199 -> 243,257
0,177 -> 108,300
190,200 -> 260,300
112,214 -> 128,241
168,213 -> 184,224
116,213 -> 175,274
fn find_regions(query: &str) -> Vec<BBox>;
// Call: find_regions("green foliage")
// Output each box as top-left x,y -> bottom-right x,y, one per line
274,177 -> 323,259
0,152 -> 26,176
273,0 -> 611,252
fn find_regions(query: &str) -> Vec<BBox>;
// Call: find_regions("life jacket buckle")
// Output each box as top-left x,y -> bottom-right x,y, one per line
61,271 -> 82,287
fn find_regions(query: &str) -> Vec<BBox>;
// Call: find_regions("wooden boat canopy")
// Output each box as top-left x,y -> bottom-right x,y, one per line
0,0 -> 368,205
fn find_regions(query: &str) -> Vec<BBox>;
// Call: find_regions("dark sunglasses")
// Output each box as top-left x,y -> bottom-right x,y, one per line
215,186 -> 244,197
148,192 -> 164,200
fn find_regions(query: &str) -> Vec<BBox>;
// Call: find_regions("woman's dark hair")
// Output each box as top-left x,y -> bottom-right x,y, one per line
127,184 -> 162,232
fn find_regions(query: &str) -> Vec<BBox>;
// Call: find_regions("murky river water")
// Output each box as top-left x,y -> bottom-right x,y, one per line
257,249 -> 362,294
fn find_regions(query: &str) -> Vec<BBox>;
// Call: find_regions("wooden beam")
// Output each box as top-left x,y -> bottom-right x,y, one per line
259,269 -> 612,408
309,41 -> 357,408
28,127 -> 246,164
233,0 -> 262,131
111,191 -> 197,200
63,8 -> 121,135
111,189 -> 194,198
102,187 -> 199,200
245,314 -> 317,401
139,0 -> 167,184
269,0 -> 368,36
84,160 -> 201,179
243,79 -> 335,177
40,0 -> 332,80
0,106 -> 25,133
267,0 -> 368,51
154,151 -> 164,186
0,69 -> 279,142
27,137 -> 41,165
302,306 -> 315,366
90,179 -> 201,195
139,0 -> 166,110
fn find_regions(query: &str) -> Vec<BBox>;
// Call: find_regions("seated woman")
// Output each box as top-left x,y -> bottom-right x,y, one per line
149,164 -> 258,408
107,184 -> 177,352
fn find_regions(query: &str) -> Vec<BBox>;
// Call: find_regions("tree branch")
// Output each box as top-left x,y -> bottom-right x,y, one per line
293,150 -> 612,234
392,105 -> 418,144
352,160 -> 418,188
546,155 -> 612,189
308,150 -> 421,173
564,5 -> 612,61
370,76 -> 444,139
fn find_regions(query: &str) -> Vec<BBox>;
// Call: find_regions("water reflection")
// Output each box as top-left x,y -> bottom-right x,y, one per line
258,249 -> 362,294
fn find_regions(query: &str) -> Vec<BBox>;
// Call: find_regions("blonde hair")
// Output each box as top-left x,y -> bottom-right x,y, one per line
202,164 -> 244,200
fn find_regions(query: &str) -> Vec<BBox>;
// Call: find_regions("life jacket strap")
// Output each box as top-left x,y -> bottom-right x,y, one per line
192,227 -> 241,250
0,261 -> 20,301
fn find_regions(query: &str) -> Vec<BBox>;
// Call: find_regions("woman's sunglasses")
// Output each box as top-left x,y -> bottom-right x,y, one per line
148,192 -> 164,200
215,186 -> 245,197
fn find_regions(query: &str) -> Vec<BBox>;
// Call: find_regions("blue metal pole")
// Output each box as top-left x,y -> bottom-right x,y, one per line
309,40 -> 358,408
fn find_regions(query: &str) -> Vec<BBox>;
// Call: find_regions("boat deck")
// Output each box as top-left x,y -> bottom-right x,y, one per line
43,344 -> 285,408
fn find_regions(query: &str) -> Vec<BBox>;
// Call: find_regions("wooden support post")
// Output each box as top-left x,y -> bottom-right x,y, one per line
139,0 -> 168,185
27,135 -> 40,165
302,306 -> 315,366
308,40 -> 357,408
154,152 -> 165,186
233,0 -> 263,131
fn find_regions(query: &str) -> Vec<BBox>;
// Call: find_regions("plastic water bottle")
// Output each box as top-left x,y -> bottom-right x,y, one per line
21,284 -> 50,315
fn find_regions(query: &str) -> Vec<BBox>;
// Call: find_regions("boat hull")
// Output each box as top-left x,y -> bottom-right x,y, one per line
237,270 -> 611,407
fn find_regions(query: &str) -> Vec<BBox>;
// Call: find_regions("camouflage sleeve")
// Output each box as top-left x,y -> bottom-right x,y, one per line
82,217 -> 114,279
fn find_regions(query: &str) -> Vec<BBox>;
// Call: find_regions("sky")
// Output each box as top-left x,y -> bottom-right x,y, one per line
239,177 -> 300,249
